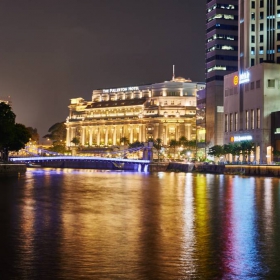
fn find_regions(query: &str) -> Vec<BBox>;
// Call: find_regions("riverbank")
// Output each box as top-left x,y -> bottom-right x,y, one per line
167,162 -> 280,177
0,163 -> 27,176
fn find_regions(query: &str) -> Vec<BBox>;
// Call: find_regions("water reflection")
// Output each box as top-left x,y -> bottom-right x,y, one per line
0,170 -> 280,279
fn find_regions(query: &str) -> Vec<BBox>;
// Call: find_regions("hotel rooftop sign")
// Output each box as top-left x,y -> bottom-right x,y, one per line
233,71 -> 250,85
102,86 -> 139,93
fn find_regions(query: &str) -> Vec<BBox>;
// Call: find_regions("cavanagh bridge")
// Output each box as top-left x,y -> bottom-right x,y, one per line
10,145 -> 154,172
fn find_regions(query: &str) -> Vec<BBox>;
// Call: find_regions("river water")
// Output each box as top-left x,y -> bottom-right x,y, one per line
0,168 -> 280,280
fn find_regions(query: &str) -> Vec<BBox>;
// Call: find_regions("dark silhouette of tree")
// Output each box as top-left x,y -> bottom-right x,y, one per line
43,122 -> 66,144
153,138 -> 163,161
0,102 -> 31,161
27,127 -> 39,143
120,136 -> 129,145
169,139 -> 179,159
71,137 -> 80,146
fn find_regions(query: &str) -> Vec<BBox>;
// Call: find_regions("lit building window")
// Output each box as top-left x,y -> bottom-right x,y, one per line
235,112 -> 238,131
225,114 -> 228,132
251,109 -> 254,129
268,79 -> 275,88
230,113 -> 233,132
257,108 -> 261,128
245,110 -> 249,130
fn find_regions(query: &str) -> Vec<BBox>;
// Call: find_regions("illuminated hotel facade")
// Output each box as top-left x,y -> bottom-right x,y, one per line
65,78 -> 205,148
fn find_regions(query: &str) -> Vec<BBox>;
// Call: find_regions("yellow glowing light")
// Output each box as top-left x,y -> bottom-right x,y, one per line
233,75 -> 239,86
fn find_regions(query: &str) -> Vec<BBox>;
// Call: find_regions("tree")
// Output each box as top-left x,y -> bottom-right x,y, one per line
273,150 -> 280,162
71,137 -> 80,146
120,136 -> 129,145
153,138 -> 163,161
169,139 -> 178,159
43,122 -> 66,144
208,145 -> 224,159
27,127 -> 39,143
0,102 -> 31,161
129,141 -> 144,149
240,141 -> 255,162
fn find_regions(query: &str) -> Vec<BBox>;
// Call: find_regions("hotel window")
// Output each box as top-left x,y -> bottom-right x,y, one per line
246,110 -> 249,130
251,58 -> 255,66
251,109 -> 254,129
251,47 -> 255,54
278,10 -> 280,17
277,57 -> 280,63
268,79 -> 275,88
278,22 -> 280,29
278,45 -> 280,52
251,1 -> 255,8
260,12 -> 264,19
260,0 -> 264,8
257,108 -> 261,128
235,112 -> 238,131
260,58 -> 263,63
225,114 -> 228,132
251,24 -> 255,31
278,33 -> 280,40
256,80 -> 261,88
230,113 -> 233,132
260,23 -> 264,31
251,13 -> 255,20
251,81 -> 255,90
260,35 -> 263,43
278,0 -> 280,5
251,35 -> 255,43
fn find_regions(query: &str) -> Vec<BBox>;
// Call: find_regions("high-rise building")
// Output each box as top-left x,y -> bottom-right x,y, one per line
239,0 -> 280,70
205,0 -> 239,147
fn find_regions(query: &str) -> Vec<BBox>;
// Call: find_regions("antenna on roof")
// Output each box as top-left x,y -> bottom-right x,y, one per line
172,65 -> 175,81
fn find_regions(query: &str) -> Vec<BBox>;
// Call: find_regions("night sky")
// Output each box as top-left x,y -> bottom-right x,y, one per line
0,0 -> 206,140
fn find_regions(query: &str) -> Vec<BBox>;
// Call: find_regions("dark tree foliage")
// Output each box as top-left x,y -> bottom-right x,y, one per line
27,127 -> 39,142
43,122 -> 66,144
129,141 -> 144,149
0,102 -> 31,161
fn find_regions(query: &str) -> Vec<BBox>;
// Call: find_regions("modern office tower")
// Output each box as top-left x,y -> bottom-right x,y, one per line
239,0 -> 280,70
205,0 -> 239,147
223,0 -> 280,163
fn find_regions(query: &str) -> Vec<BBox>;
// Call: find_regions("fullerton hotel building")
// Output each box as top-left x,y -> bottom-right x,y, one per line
65,77 -> 205,148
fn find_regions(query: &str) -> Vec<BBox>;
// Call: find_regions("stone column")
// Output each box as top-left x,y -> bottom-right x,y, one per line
70,127 -> 75,146
138,125 -> 141,142
81,127 -> 85,145
154,123 -> 159,139
165,124 -> 168,145
186,124 -> 191,140
104,127 -> 108,145
142,124 -> 146,142
97,128 -> 100,145
113,126 -> 117,145
129,126 -> 133,143
176,124 -> 179,140
66,127 -> 70,147
89,127 -> 93,146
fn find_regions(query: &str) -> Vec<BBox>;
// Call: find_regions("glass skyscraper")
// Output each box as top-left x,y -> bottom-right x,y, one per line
205,0 -> 239,147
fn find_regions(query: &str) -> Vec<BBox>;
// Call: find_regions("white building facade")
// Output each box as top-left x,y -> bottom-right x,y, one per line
224,63 -> 280,163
